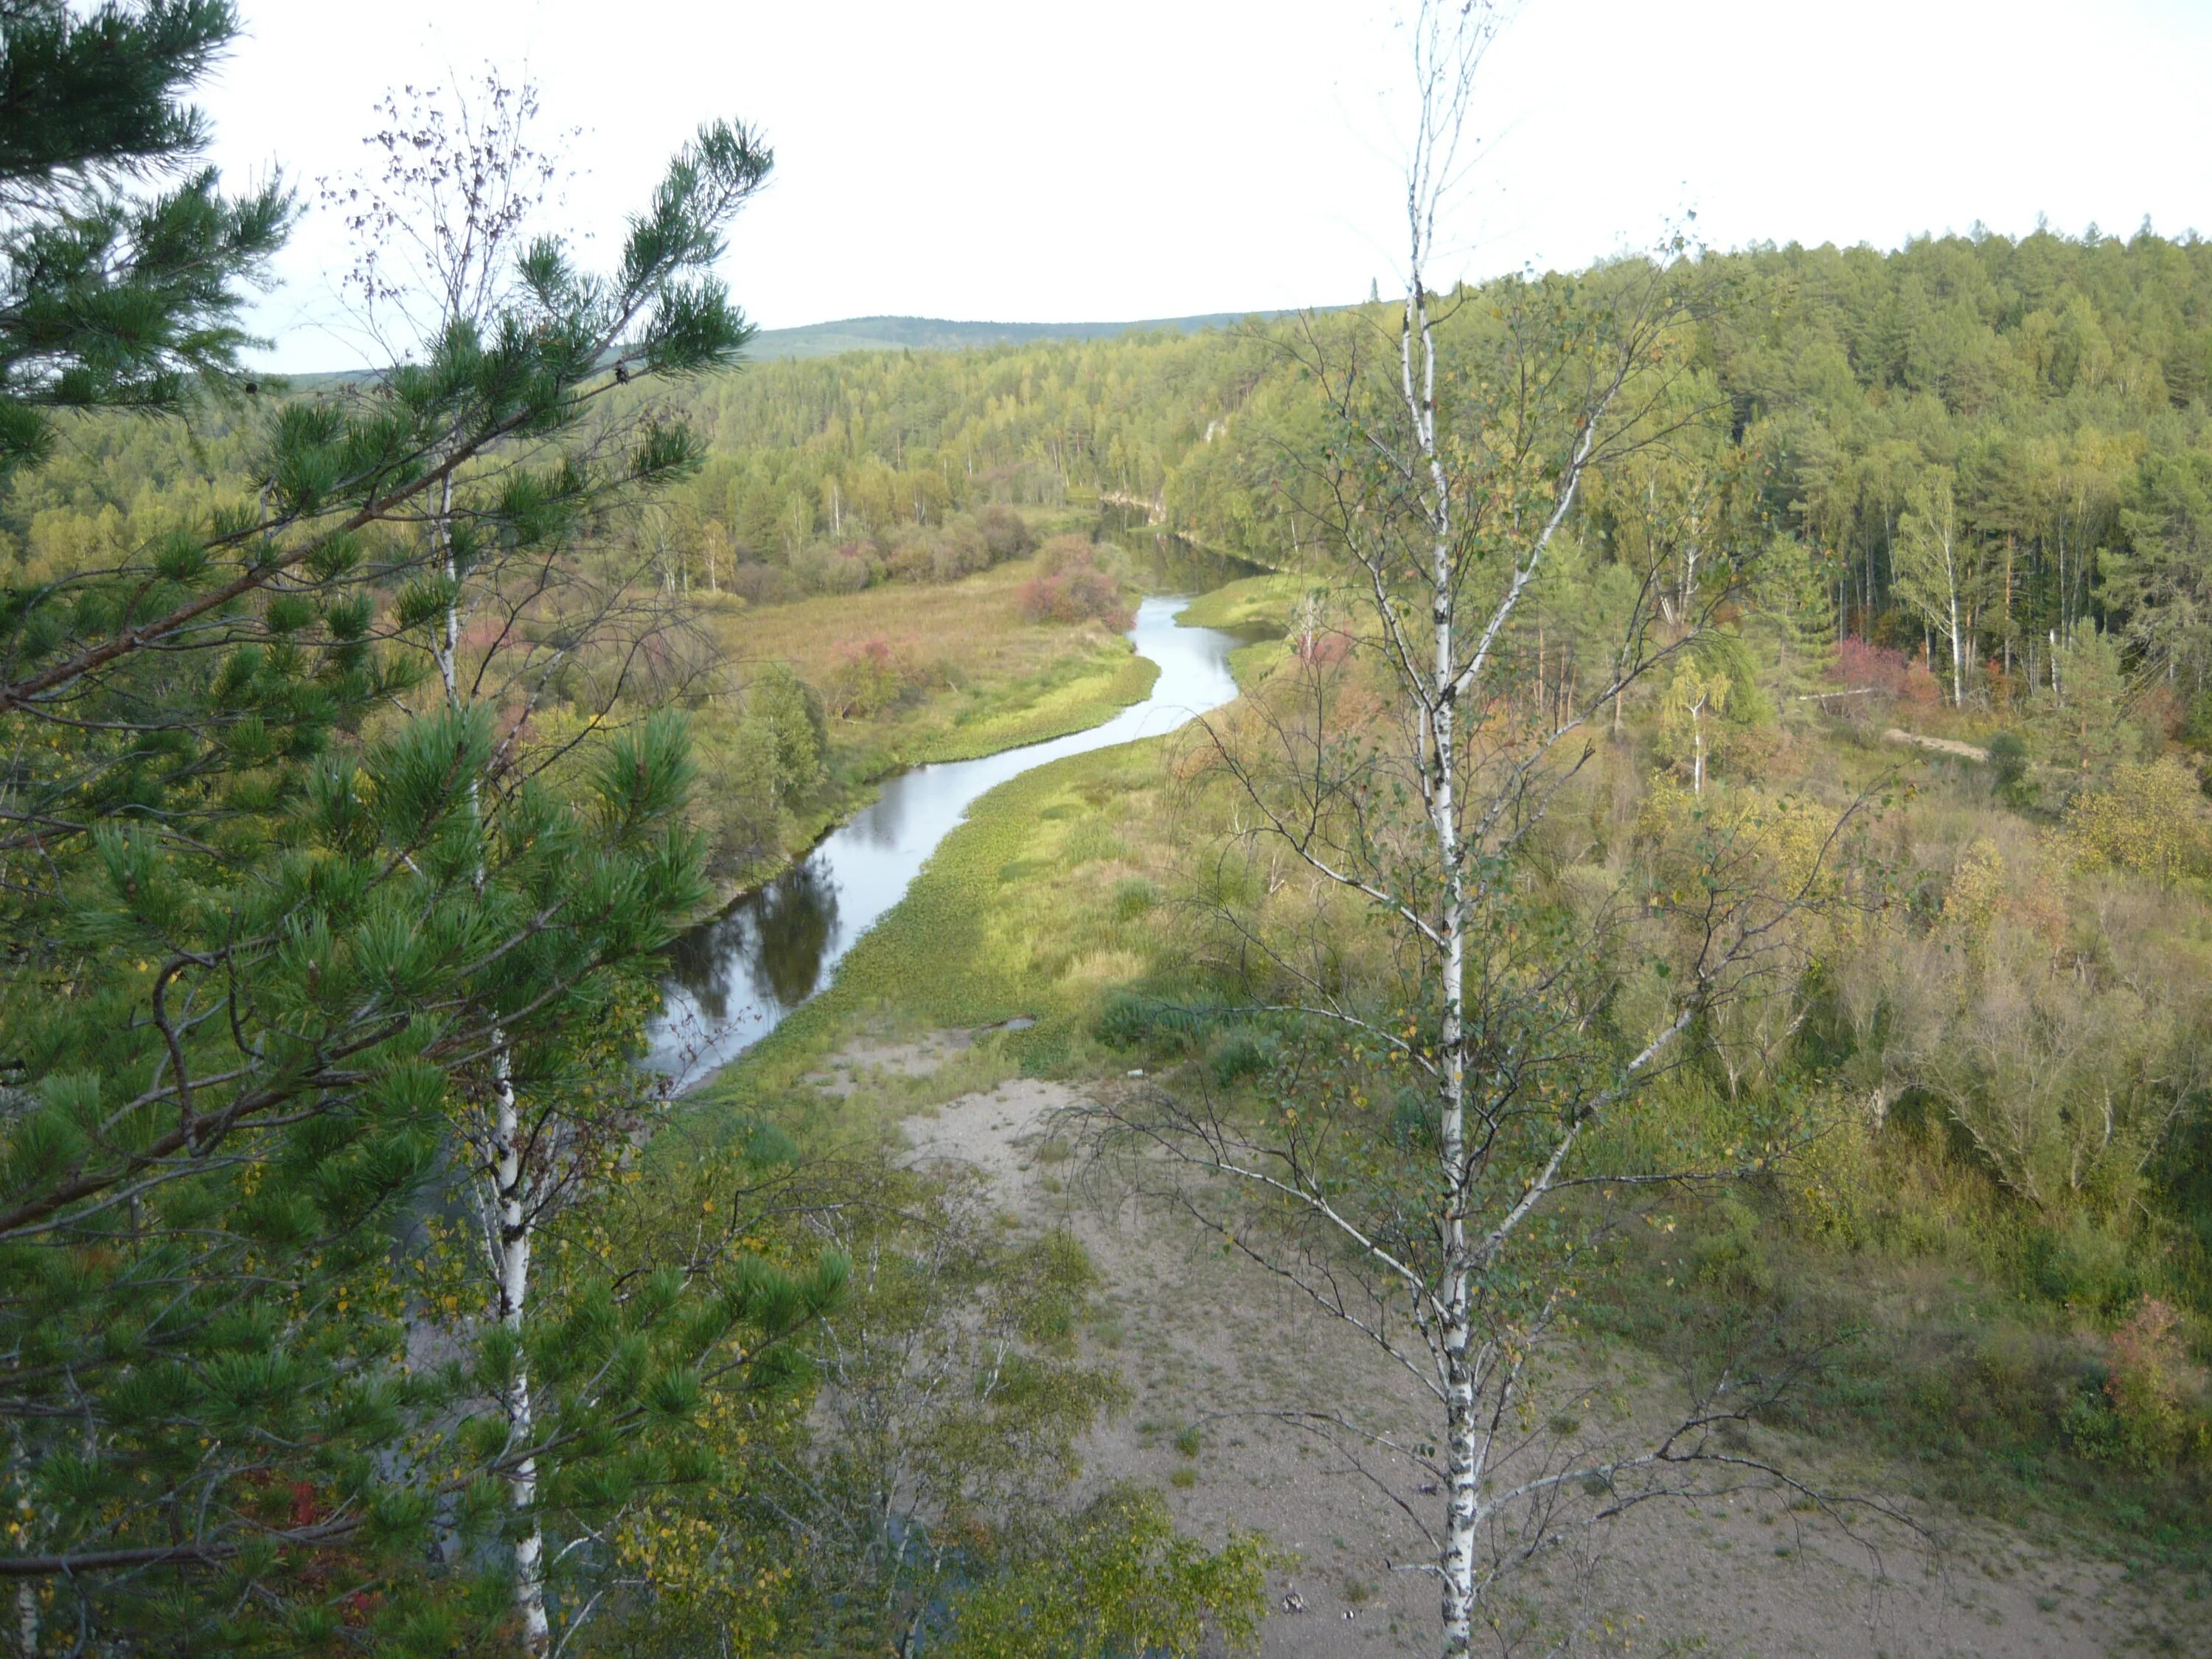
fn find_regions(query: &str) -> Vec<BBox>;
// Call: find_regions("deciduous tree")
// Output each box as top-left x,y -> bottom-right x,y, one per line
1093,7 -> 1864,1653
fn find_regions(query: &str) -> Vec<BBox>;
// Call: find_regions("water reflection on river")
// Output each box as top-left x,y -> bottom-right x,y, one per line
645,592 -> 1253,1085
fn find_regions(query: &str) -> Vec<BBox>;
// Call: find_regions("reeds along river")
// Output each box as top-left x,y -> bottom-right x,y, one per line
644,591 -> 1251,1088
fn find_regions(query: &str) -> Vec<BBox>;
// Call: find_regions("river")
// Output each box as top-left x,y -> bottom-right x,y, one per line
644,593 -> 1250,1085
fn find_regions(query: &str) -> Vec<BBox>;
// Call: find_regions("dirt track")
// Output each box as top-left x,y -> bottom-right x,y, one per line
1884,727 -> 1990,762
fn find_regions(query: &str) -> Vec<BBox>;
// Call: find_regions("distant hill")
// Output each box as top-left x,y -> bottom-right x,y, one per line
274,310 -> 1313,383
743,312 -> 1291,361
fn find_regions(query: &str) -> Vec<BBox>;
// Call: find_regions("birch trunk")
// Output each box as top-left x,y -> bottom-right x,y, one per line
491,1048 -> 550,1657
8,1425 -> 33,1658
434,476 -> 548,1657
1948,585 -> 1965,707
1402,271 -> 1481,1656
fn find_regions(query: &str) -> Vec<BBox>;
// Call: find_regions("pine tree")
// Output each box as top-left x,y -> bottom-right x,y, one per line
0,11 -> 827,1652
0,1 -> 288,476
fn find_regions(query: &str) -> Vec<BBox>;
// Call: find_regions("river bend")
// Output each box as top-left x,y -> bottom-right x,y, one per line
646,595 -> 1245,1082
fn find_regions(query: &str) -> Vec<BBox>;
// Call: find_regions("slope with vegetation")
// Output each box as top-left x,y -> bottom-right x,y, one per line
9,2 -> 2212,1649
0,8 -> 1260,1657
660,218 -> 2212,1643
630,223 -> 2212,737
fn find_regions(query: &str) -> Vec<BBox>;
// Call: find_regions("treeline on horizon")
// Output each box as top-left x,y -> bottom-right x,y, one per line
21,224 -> 2211,720
575,225 -> 2212,716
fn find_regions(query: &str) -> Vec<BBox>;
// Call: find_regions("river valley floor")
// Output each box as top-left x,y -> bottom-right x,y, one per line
869,1033 -> 2171,1659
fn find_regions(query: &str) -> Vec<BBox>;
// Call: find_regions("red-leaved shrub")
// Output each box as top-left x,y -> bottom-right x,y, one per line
1834,638 -> 1911,697
1018,540 -> 1131,627
822,635 -> 934,720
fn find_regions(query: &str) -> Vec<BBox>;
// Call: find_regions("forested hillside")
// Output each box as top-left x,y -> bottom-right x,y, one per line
746,310 -> 1284,361
29,227 -> 2208,714
615,228 -> 2212,712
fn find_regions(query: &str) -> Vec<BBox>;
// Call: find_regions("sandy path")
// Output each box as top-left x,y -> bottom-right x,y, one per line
888,1047 -> 2159,1658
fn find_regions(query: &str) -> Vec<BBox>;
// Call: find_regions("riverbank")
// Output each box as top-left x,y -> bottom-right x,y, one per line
672,575 -> 1290,1117
686,550 -> 1165,907
682,737 -> 1178,1124
1175,573 -> 1302,689
652,594 -> 1243,1086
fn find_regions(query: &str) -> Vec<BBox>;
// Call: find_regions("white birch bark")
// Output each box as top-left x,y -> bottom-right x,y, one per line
431,467 -> 548,1656
1948,573 -> 1965,707
8,1423 -> 34,1658
1390,18 -> 1633,1636
1091,14 -> 1843,1655
490,1048 -> 550,1658
1399,273 -> 1481,1655
1693,692 -> 1708,795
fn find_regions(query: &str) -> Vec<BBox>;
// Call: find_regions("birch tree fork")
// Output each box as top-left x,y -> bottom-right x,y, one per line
1091,4 -> 1865,1653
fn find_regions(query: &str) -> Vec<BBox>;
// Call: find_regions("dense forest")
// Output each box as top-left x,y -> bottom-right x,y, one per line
30,226 -> 2211,724
604,227 -> 2212,712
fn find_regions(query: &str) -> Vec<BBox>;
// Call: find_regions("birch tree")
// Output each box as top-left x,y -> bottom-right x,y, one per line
1093,5 -> 1863,1652
328,73 -> 771,1655
1892,469 -> 1972,706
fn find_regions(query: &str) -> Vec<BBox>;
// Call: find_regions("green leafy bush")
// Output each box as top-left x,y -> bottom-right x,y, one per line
1986,729 -> 2034,807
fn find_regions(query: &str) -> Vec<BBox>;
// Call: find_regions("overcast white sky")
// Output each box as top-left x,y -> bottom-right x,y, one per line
201,0 -> 2212,372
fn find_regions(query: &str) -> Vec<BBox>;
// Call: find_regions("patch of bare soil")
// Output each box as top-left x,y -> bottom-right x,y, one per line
1884,727 -> 1990,762
882,1045 -> 2166,1658
803,1029 -> 978,1096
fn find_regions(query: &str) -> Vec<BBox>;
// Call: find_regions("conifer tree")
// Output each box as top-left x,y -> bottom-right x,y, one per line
0,1 -> 287,476
0,10 -> 836,1653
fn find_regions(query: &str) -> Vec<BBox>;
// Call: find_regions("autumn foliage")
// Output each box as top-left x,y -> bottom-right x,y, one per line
1018,537 -> 1132,627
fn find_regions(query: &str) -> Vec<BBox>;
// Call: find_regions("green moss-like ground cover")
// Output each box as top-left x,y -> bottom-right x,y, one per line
1173,574 -> 1300,632
684,734 -> 1186,1135
902,642 -> 1158,765
1176,574 -> 1300,691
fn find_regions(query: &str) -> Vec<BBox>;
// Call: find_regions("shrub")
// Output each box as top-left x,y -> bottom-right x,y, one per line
938,1486 -> 1266,1659
1986,729 -> 2033,807
885,521 -> 991,584
1207,1030 -> 1274,1088
1037,533 -> 1096,575
1689,1197 -> 1774,1299
2061,1385 -> 2135,1462
1019,540 -> 1132,627
1840,845 -> 2200,1226
790,540 -> 880,595
725,560 -> 795,605
977,504 -> 1034,562
2059,757 -> 2212,883
1833,638 -> 1912,698
2105,1298 -> 2196,1464
1094,990 -> 1216,1054
822,636 -> 931,720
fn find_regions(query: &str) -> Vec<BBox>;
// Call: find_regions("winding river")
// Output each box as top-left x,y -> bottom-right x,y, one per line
644,594 -> 1248,1085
